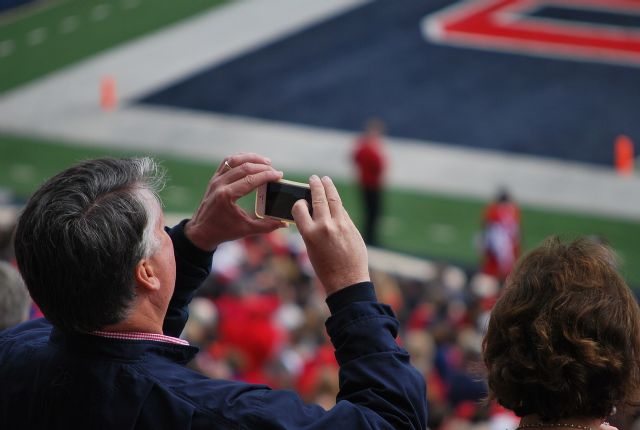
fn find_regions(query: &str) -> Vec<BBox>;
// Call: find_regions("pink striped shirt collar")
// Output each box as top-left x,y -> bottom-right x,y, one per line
92,330 -> 189,346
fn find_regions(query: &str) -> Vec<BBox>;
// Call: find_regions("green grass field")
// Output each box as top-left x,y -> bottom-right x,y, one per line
2,133 -> 639,286
0,0 -> 227,93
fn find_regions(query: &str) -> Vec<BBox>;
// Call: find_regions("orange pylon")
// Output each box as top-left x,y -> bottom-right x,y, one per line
614,135 -> 634,176
100,76 -> 116,111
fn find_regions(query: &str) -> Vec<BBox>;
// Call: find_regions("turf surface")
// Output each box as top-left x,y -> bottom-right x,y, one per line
0,0 -> 227,93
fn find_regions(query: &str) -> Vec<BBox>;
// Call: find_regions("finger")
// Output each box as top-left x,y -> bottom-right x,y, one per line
227,153 -> 272,169
222,162 -> 274,184
246,217 -> 287,234
309,175 -> 329,220
227,169 -> 283,199
215,153 -> 272,175
320,176 -> 343,217
215,158 -> 233,175
292,199 -> 313,234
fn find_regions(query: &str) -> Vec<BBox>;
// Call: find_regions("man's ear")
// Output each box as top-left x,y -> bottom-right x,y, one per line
134,259 -> 161,292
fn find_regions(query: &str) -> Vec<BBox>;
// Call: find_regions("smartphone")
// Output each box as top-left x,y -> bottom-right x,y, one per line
255,179 -> 312,223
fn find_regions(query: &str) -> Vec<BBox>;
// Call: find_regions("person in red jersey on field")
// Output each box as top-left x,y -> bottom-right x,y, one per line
480,188 -> 521,280
353,118 -> 387,246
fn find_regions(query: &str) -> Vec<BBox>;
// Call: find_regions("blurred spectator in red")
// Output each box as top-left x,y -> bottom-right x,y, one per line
480,188 -> 521,280
212,293 -> 284,384
296,342 -> 339,410
0,261 -> 30,330
353,118 -> 387,245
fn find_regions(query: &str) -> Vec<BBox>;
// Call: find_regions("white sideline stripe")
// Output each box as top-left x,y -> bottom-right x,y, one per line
0,0 -> 638,220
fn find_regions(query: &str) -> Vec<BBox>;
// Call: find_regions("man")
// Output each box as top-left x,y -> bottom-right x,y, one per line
0,154 -> 426,429
353,119 -> 387,246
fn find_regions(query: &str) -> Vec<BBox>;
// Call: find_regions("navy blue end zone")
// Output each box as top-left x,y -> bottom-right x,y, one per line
138,0 -> 640,166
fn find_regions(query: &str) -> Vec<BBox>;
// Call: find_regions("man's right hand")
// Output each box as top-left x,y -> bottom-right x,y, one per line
292,175 -> 370,296
185,153 -> 284,252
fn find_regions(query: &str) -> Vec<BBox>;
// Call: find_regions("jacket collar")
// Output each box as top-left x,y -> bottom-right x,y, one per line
49,327 -> 199,364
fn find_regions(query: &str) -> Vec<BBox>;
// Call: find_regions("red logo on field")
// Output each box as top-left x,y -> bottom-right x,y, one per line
422,0 -> 640,66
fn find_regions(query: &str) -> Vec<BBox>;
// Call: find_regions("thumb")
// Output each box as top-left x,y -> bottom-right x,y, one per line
292,199 -> 312,234
248,217 -> 287,234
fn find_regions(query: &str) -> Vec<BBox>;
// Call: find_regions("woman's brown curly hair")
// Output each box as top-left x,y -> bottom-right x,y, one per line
483,237 -> 640,421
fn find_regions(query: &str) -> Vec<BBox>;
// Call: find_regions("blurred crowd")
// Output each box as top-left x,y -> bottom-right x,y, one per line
181,227 -> 520,430
2,190 -> 639,429
0,197 -> 557,429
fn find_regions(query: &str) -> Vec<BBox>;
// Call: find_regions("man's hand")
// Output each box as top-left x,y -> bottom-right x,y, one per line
185,153 -> 285,251
292,175 -> 370,296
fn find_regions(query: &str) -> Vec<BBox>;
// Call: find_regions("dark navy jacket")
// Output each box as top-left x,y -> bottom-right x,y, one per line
0,222 -> 427,429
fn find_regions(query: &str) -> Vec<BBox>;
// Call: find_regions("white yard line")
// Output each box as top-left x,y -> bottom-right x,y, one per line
121,0 -> 141,11
0,0 -> 638,220
26,26 -> 47,46
0,39 -> 14,57
59,15 -> 79,34
90,4 -> 111,22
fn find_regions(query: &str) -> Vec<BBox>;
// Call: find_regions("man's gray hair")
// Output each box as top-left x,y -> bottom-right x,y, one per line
0,261 -> 30,330
14,157 -> 166,332
133,159 -> 165,258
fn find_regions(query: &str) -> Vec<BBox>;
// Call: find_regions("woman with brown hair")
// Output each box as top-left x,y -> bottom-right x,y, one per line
483,237 -> 640,430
